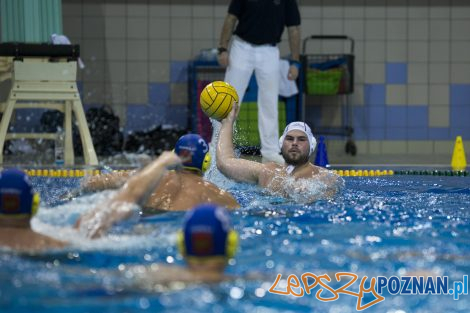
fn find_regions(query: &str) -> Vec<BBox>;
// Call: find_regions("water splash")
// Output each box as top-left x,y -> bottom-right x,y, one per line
204,118 -> 237,190
31,190 -> 179,252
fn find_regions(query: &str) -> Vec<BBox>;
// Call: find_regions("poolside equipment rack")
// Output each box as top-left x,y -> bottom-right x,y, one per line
0,43 -> 98,165
301,35 -> 356,155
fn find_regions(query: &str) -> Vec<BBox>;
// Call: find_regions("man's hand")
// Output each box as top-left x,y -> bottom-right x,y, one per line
288,65 -> 299,81
158,151 -> 185,170
217,51 -> 229,67
76,201 -> 142,239
222,100 -> 240,126
75,205 -> 115,239
217,14 -> 237,67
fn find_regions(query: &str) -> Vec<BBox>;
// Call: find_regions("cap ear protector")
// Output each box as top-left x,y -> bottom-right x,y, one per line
31,193 -> 40,216
177,229 -> 238,259
201,152 -> 211,174
172,150 -> 211,174
225,230 -> 238,259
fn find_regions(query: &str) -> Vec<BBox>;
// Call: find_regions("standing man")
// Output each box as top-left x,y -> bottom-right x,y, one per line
217,0 -> 301,164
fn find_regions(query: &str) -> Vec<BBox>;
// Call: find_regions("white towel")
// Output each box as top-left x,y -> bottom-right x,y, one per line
279,59 -> 299,97
50,33 -> 85,69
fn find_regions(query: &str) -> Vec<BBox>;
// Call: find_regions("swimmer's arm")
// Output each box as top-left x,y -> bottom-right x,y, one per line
217,103 -> 264,184
112,153 -> 181,206
77,152 -> 183,238
80,171 -> 135,192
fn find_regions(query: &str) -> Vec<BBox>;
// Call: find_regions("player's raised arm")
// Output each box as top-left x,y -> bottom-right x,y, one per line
216,102 -> 265,184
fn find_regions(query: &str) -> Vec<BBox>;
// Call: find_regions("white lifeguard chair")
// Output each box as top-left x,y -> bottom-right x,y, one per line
0,43 -> 98,166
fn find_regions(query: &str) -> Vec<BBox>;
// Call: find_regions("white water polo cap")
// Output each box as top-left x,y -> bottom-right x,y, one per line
279,121 -> 317,156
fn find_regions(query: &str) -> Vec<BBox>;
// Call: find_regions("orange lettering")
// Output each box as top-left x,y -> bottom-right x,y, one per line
356,276 -> 385,311
335,272 -> 360,297
268,274 -> 290,295
301,272 -> 320,295
315,274 -> 339,301
269,271 -> 387,310
287,274 -> 304,297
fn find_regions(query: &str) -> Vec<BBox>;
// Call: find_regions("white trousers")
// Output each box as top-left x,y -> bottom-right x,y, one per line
225,36 -> 281,157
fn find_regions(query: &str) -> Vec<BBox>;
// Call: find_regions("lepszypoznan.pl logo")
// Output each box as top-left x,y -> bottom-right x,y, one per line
268,272 -> 468,311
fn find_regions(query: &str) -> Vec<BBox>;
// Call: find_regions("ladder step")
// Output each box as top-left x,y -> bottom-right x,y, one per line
6,133 -> 57,140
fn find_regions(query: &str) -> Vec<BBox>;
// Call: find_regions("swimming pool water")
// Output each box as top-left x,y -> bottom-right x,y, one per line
0,175 -> 469,313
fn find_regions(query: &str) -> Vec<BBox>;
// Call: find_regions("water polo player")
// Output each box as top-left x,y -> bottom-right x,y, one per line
0,169 -> 66,252
217,102 -> 343,202
178,203 -> 238,272
80,134 -> 239,213
108,203 -> 239,287
77,135 -> 239,238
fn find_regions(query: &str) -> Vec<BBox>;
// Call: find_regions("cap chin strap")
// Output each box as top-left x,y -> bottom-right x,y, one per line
182,166 -> 203,174
286,165 -> 295,175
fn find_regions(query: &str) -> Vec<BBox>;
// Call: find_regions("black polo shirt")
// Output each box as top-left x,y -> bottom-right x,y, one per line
229,0 -> 301,45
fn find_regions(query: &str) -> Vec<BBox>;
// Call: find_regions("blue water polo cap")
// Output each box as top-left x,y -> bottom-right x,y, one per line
174,134 -> 210,173
0,169 -> 35,215
182,203 -> 232,257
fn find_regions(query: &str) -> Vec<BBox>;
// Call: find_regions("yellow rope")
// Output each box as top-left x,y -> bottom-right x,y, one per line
23,169 -> 133,177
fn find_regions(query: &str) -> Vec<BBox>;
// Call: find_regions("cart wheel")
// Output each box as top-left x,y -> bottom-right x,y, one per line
345,140 -> 357,156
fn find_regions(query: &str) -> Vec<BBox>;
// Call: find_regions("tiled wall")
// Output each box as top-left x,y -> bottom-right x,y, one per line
62,0 -> 470,156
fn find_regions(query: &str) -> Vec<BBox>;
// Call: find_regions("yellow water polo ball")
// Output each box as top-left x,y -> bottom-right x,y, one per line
199,81 -> 239,121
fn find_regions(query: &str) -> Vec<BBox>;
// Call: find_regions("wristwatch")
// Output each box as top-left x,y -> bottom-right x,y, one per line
217,47 -> 228,55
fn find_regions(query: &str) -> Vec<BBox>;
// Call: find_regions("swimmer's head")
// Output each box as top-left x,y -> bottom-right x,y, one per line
177,203 -> 238,266
0,169 -> 40,219
279,121 -> 317,156
174,134 -> 211,174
